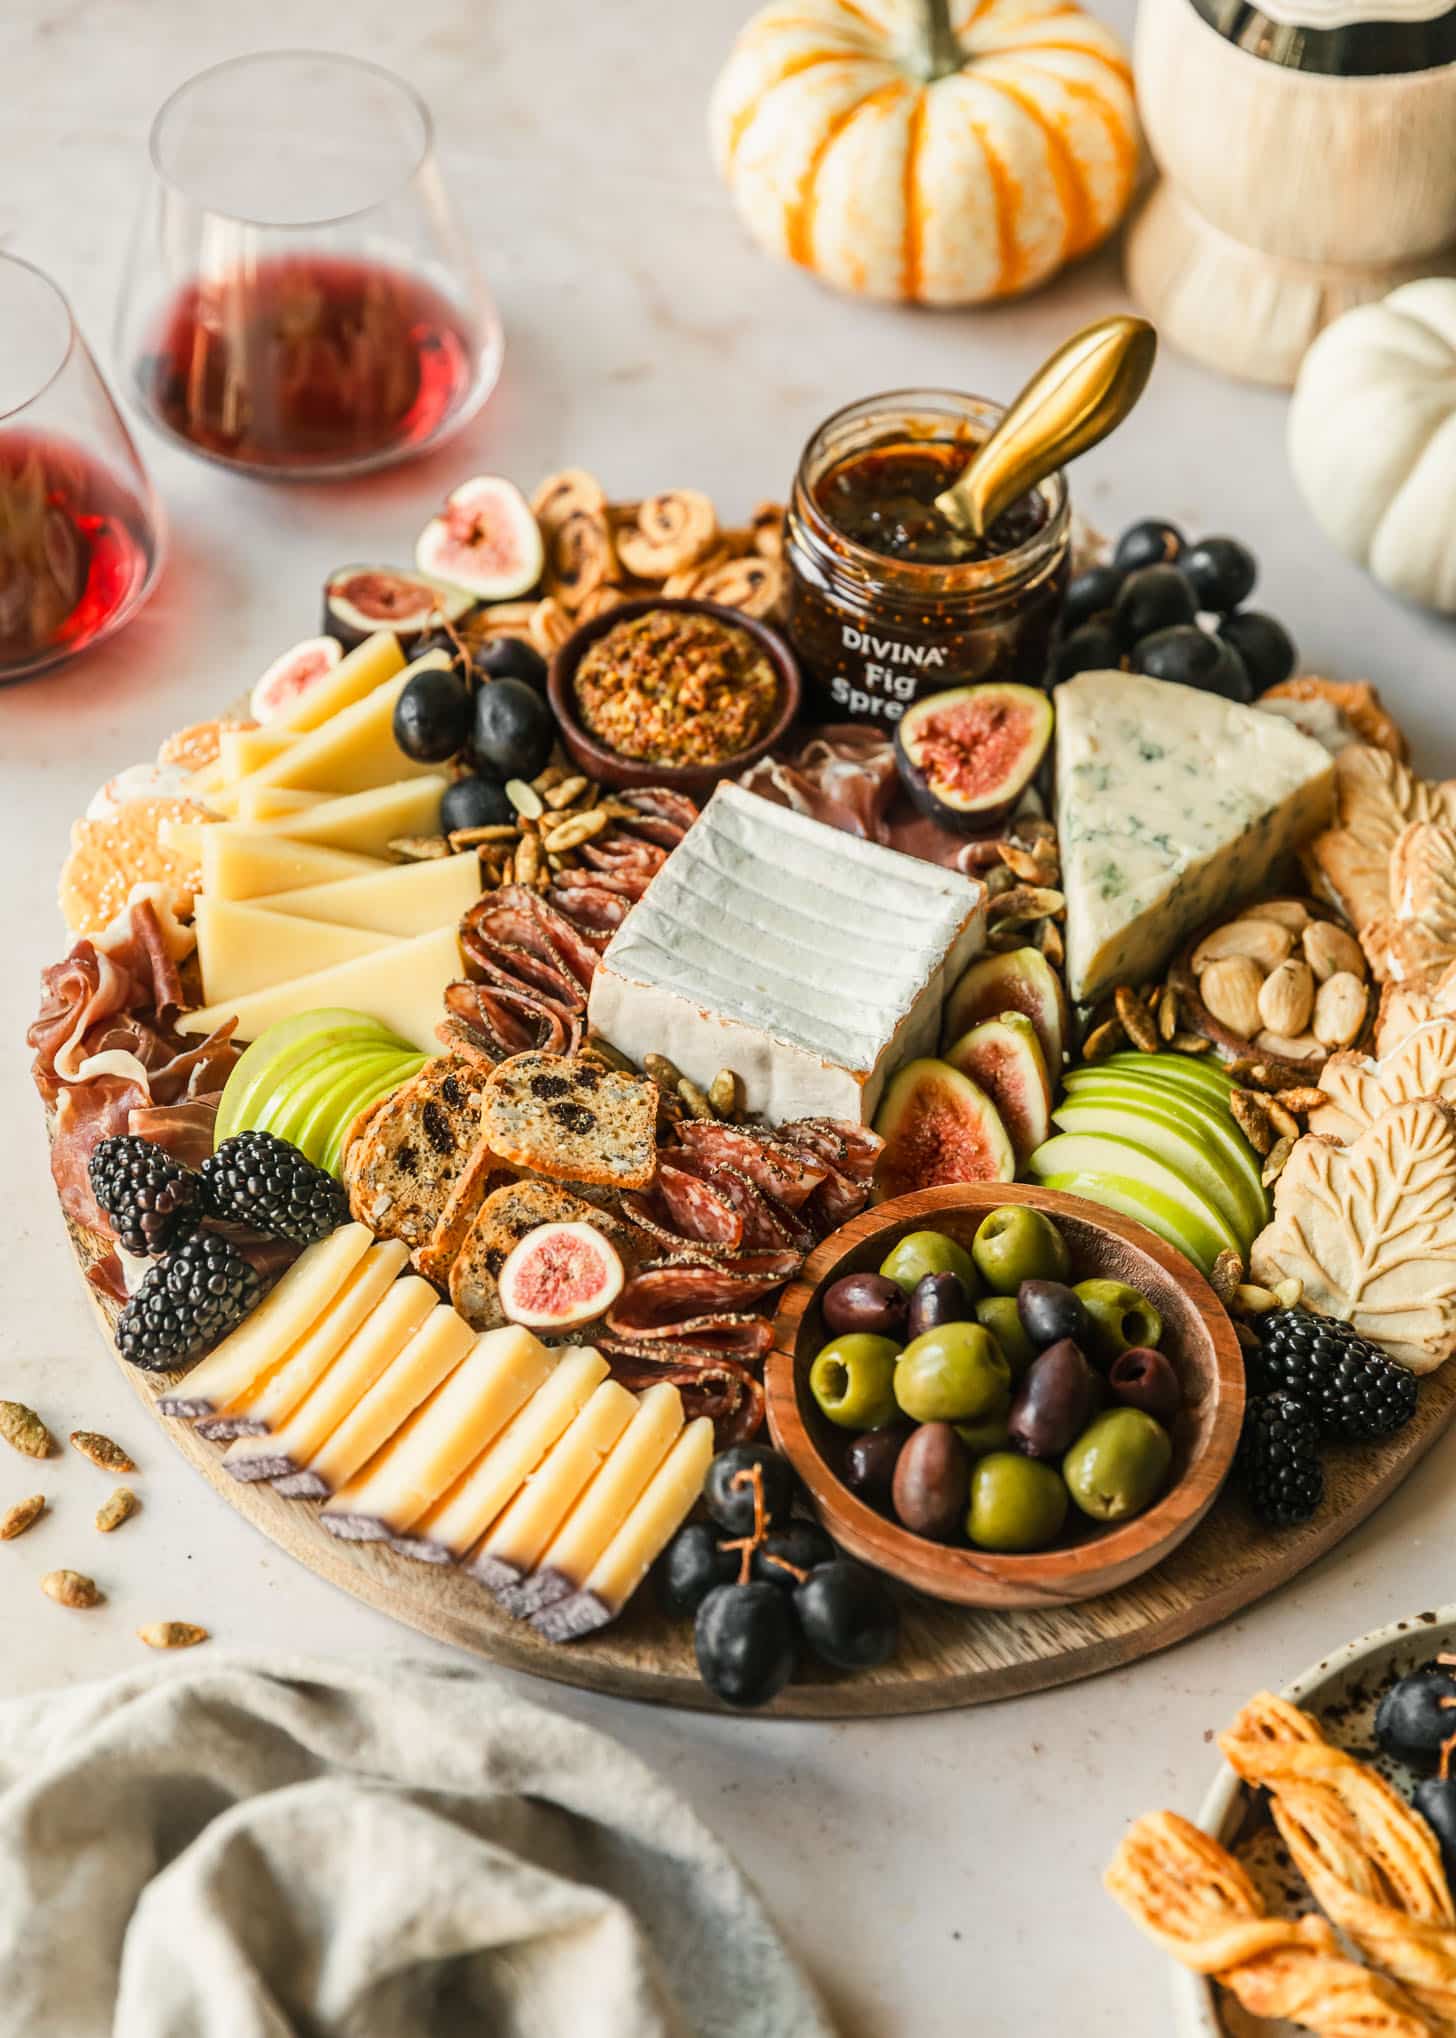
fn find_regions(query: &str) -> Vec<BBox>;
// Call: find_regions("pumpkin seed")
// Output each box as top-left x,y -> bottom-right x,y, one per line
1157,985 -> 1179,1042
708,1069 -> 743,1118
1168,1032 -> 1213,1055
1262,1133 -> 1296,1185
542,808 -> 610,854
389,834 -> 451,861
999,839 -> 1059,884
1229,1089 -> 1274,1156
583,1034 -> 636,1073
1082,1017 -> 1126,1061
1114,986 -> 1160,1054
1210,1251 -> 1243,1306
41,1569 -> 101,1609
1275,1087 -> 1327,1115
644,1053 -> 683,1092
505,778 -> 545,821
514,834 -> 543,888
989,884 -> 1065,924
95,1487 -> 139,1533
1038,919 -> 1065,968
1265,1098 -> 1301,1142
531,761 -> 569,793
70,1430 -> 135,1474
1234,1283 -> 1279,1316
544,775 -> 590,811
0,1494 -> 44,1540
138,1622 -> 208,1650
983,865 -> 1017,898
0,1402 -> 54,1460
677,1077 -> 716,1121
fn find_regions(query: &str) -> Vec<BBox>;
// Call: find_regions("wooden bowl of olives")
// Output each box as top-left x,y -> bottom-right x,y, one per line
765,1182 -> 1245,1610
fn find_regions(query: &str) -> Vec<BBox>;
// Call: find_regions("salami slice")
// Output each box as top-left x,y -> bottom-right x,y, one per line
464,887 -> 602,992
653,1159 -> 745,1250
621,787 -> 698,836
800,1159 -> 871,1236
602,1308 -> 776,1357
610,1261 -> 793,1327
617,1191 -> 735,1259
676,1119 -> 828,1210
549,868 -> 642,897
440,981 -> 574,1062
597,1343 -> 764,1445
462,934 -> 585,1017
784,1117 -> 883,1181
546,883 -> 632,934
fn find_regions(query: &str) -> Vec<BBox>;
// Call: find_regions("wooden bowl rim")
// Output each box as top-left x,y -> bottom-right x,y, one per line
545,595 -> 803,795
766,1181 -> 1246,1606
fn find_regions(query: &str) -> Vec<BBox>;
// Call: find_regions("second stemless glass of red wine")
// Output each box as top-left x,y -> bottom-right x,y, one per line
116,51 -> 502,480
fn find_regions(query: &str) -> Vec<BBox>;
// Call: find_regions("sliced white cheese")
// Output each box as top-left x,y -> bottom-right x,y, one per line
157,1224 -> 374,1419
174,923 -> 463,1050
270,632 -> 405,735
255,777 -> 448,857
319,1324 -> 554,1541
587,781 -> 985,1123
273,1301 -> 475,1499
195,1240 -> 408,1447
397,1347 -> 608,1563
468,1379 -> 638,1595
200,829 -> 386,903
223,1275 -> 438,1485
1054,671 -> 1336,1007
533,1417 -> 714,1642
502,1382 -> 683,1617
219,726 -> 294,780
240,659 -> 441,797
194,898 -> 392,1004
234,786 -> 327,822
254,853 -> 482,936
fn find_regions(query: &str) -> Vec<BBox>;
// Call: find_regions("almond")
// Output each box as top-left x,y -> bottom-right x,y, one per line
1254,1029 -> 1325,1062
1200,955 -> 1264,1038
1302,920 -> 1366,985
1192,919 -> 1293,972
1313,971 -> 1368,1050
1257,959 -> 1315,1038
1245,900 -> 1310,934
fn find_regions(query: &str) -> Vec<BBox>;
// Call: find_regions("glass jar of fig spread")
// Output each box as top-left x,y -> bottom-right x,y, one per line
784,390 -> 1069,728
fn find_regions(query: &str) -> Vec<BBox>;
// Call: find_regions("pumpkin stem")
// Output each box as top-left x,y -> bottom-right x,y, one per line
904,0 -> 963,82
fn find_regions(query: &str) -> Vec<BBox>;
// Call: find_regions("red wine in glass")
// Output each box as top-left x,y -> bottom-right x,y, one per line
138,254 -> 480,474
0,433 -> 157,684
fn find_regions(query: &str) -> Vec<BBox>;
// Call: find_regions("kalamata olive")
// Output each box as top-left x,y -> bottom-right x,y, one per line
891,1422 -> 971,1541
1007,1338 -> 1097,1461
842,1425 -> 910,1506
907,1270 -> 969,1341
1376,1670 -> 1456,1771
1017,1279 -> 1088,1352
1108,1346 -> 1182,1422
821,1272 -> 909,1340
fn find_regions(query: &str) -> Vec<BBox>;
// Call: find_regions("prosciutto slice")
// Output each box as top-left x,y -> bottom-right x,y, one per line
739,725 -> 899,844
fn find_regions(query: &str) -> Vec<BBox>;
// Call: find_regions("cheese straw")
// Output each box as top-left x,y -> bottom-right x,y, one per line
1105,1809 -> 1438,2037
1219,1694 -> 1456,2031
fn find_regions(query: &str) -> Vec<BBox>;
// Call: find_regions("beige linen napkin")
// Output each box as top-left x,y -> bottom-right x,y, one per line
0,1653 -> 833,2038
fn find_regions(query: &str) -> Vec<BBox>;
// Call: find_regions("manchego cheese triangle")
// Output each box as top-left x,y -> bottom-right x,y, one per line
255,852 -> 482,936
174,923 -> 463,1050
200,829 -> 386,902
241,661 -> 440,798
255,776 -> 448,857
193,897 -> 393,1004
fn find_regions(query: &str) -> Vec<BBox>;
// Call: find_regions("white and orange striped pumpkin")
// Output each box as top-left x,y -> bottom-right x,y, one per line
710,0 -> 1140,306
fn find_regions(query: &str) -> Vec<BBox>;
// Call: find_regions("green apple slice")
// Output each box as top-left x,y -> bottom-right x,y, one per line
1035,1171 -> 1229,1275
1093,1051 -> 1233,1098
321,1054 -> 428,1176
215,1008 -> 403,1148
1059,1074 -> 1268,1231
265,1045 -> 407,1151
292,1049 -> 422,1167
1047,1094 -> 1264,1247
1029,1132 -> 1240,1266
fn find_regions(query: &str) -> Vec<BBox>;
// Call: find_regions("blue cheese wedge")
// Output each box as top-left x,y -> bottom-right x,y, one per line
586,782 -> 985,1122
1055,671 -> 1335,1007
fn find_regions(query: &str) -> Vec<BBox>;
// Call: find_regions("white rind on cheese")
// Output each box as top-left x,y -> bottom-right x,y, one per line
174,923 -> 463,1050
498,1381 -> 684,1617
193,898 -> 392,1004
533,1417 -> 714,1642
223,1275 -> 437,1484
254,853 -> 482,936
192,1239 -> 407,1442
586,782 -> 985,1123
466,1380 -> 638,1593
319,1324 -> 554,1542
158,1225 -> 374,1419
1054,671 -> 1335,1007
395,1347 -> 607,1564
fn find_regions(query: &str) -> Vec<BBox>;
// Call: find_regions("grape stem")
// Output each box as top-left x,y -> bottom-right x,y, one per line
721,1463 -> 769,1586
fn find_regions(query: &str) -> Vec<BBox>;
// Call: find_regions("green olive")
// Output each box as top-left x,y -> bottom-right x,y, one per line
1062,1408 -> 1173,1522
893,1322 -> 1010,1424
809,1335 -> 901,1430
973,1296 -> 1037,1381
954,1382 -> 1012,1458
972,1205 -> 1071,1295
879,1229 -> 980,1300
1073,1279 -> 1163,1368
967,1453 -> 1068,1552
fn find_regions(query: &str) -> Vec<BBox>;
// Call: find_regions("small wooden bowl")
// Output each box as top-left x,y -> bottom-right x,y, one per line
546,596 -> 802,799
766,1182 -> 1245,1610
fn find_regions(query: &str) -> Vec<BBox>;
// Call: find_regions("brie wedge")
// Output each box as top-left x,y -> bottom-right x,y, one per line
587,782 -> 985,1122
1055,671 -> 1335,1007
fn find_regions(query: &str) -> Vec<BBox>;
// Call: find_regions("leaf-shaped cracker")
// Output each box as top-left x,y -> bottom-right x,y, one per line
1376,963 -> 1456,1057
1308,1017 -> 1456,1141
1370,820 -> 1456,981
1249,1096 -> 1456,1373
1304,747 -> 1456,948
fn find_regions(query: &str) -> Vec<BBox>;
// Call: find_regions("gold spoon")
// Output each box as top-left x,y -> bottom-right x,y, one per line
933,315 -> 1158,538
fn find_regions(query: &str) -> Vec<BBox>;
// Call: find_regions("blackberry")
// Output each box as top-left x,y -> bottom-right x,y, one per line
199,1132 -> 348,1245
115,1232 -> 265,1371
1251,1308 -> 1417,1443
89,1136 -> 200,1257
1239,1391 -> 1324,1528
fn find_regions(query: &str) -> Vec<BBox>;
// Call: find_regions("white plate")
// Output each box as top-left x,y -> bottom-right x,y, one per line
1173,1603 -> 1456,2035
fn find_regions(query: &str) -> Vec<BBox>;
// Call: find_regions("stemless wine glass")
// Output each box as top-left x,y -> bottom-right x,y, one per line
115,51 -> 502,480
0,255 -> 162,686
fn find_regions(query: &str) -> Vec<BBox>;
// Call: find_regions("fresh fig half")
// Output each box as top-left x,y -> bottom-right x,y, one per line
250,635 -> 343,723
894,682 -> 1052,835
497,1221 -> 624,1331
323,565 -> 476,650
415,475 -> 545,602
872,1059 -> 1016,1203
942,1012 -> 1052,1169
943,947 -> 1067,1076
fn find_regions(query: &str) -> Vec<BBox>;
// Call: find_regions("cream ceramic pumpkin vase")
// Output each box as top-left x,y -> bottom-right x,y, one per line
709,0 -> 1140,305
1288,279 -> 1456,613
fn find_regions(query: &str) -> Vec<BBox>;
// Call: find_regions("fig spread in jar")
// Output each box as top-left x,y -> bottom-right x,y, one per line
784,391 -> 1069,728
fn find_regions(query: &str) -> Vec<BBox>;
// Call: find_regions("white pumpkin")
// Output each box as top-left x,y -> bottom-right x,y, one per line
1288,279 -> 1456,613
709,0 -> 1140,307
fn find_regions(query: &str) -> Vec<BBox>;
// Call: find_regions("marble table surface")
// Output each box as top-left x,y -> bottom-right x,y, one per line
3,2 -> 1455,2031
